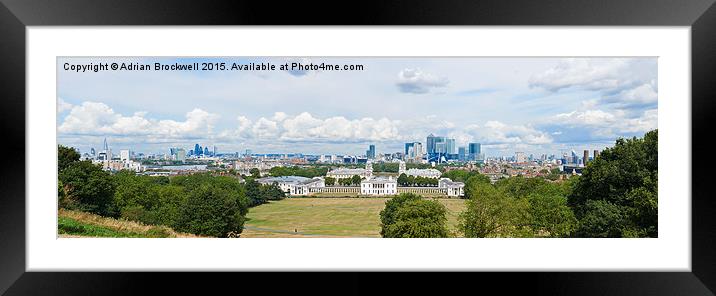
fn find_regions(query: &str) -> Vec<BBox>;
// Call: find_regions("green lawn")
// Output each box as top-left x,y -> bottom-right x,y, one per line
242,197 -> 467,238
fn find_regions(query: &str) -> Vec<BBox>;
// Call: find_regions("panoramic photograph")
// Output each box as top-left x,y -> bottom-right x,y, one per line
56,57 -> 658,238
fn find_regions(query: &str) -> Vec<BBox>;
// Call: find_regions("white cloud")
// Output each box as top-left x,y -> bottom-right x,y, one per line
529,58 -> 634,92
396,68 -> 449,94
252,117 -> 280,138
529,58 -> 657,109
603,82 -> 658,108
548,108 -> 656,140
481,121 -> 553,145
234,112 -> 402,142
58,101 -> 218,139
554,110 -> 617,126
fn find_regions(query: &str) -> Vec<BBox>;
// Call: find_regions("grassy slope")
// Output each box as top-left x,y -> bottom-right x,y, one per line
242,197 -> 467,238
58,209 -> 202,238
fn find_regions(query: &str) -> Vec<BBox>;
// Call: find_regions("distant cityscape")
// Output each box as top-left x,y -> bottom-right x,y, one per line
76,132 -> 601,183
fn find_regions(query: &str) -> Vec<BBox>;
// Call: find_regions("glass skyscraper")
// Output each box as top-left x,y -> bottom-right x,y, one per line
468,143 -> 481,161
367,144 -> 376,159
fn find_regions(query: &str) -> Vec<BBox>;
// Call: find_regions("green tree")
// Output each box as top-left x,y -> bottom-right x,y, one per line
175,184 -> 245,237
262,183 -> 287,201
58,145 -> 80,173
249,168 -> 261,178
406,175 -> 416,186
112,171 -> 161,223
528,194 -> 577,237
244,178 -> 266,206
463,174 -> 491,198
383,199 -> 449,238
397,173 -> 408,186
379,193 -> 422,237
325,177 -> 336,186
569,129 -> 658,237
351,175 -> 362,186
58,161 -> 116,217
575,200 -> 626,237
148,185 -> 186,227
458,181 -> 531,237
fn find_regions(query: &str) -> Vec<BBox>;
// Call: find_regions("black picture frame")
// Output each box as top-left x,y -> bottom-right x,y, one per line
1,0 -> 714,294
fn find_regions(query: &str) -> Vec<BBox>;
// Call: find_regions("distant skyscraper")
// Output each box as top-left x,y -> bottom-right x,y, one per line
367,144 -> 376,159
594,150 -> 600,161
583,150 -> 590,166
204,147 -> 210,156
435,142 -> 446,154
195,144 -> 201,156
413,142 -> 424,159
173,148 -> 186,162
571,150 -> 578,164
515,152 -> 526,163
458,147 -> 467,161
427,134 -> 446,154
468,143 -> 481,161
404,142 -> 414,156
213,146 -> 217,156
426,134 -> 438,154
446,138 -> 456,155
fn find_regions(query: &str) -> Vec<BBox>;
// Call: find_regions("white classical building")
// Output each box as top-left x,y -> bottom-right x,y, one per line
438,178 -> 465,197
92,159 -> 145,173
326,162 -> 373,179
360,176 -> 398,196
398,161 -> 442,178
256,176 -> 325,196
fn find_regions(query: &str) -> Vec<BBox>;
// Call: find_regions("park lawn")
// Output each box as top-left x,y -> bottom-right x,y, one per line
241,197 -> 467,238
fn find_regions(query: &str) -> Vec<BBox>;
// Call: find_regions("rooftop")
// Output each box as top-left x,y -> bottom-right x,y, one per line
257,176 -> 321,185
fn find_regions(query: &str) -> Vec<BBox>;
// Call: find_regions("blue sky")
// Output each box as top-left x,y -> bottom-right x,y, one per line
57,57 -> 657,157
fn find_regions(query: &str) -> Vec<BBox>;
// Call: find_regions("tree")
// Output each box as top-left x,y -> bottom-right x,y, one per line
379,193 -> 422,237
175,184 -> 245,237
58,145 -> 80,173
249,168 -> 261,178
440,169 -> 486,183
58,161 -> 116,217
397,173 -> 408,186
325,177 -> 336,186
406,175 -> 416,186
458,180 -> 531,237
383,199 -> 449,238
148,185 -> 186,227
575,200 -> 626,237
528,194 -> 577,237
244,178 -> 266,206
569,129 -> 658,237
262,183 -> 287,201
351,175 -> 362,186
112,171 -> 161,223
463,174 -> 491,199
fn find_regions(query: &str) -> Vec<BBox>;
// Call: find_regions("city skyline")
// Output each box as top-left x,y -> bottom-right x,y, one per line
57,57 -> 657,156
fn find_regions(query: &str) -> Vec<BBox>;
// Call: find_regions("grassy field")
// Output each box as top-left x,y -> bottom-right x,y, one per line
242,197 -> 467,238
58,209 -> 201,238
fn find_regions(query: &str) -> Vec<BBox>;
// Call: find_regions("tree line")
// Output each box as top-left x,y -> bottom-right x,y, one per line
58,147 -> 285,237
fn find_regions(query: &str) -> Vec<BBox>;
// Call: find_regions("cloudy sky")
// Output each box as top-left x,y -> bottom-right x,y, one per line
57,57 -> 657,157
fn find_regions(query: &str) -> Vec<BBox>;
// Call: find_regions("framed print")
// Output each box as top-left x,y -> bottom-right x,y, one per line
1,0 -> 715,294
